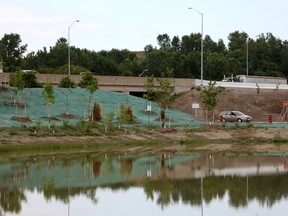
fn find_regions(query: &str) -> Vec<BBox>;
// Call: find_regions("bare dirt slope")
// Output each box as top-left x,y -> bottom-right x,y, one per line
171,87 -> 288,122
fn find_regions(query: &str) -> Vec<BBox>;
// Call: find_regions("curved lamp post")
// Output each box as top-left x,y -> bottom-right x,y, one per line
188,7 -> 203,85
139,69 -> 149,77
68,20 -> 79,76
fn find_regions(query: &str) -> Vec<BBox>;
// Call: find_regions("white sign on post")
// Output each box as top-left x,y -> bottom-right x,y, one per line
147,105 -> 152,111
192,103 -> 200,117
192,103 -> 200,109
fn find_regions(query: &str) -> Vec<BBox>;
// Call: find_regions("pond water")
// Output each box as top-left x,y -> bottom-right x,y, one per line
1,153 -> 288,216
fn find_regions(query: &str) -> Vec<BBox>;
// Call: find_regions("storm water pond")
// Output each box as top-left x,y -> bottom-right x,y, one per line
1,153 -> 288,216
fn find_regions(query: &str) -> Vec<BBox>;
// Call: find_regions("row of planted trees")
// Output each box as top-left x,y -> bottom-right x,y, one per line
7,71 -> 144,130
7,68 -> 224,129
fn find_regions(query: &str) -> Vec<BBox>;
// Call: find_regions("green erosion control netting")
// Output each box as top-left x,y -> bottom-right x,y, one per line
0,87 -> 203,128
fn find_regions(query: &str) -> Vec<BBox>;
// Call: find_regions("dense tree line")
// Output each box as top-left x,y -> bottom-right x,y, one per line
1,31 -> 288,80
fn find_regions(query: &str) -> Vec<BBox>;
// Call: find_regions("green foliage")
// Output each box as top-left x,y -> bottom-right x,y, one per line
144,68 -> 175,127
75,121 -> 94,133
78,73 -> 99,120
9,71 -> 39,88
102,112 -> 115,132
0,33 -> 27,72
59,76 -> 76,88
78,73 -> 98,94
42,83 -> 55,118
42,83 -> 55,105
144,68 -> 175,112
197,81 -> 224,120
119,104 -> 134,124
9,72 -> 24,90
3,30 -> 288,80
61,120 -> 71,130
155,71 -> 174,112
143,76 -> 155,101
21,72 -> 39,87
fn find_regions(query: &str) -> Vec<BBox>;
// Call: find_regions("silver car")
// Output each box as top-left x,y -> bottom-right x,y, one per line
219,111 -> 252,123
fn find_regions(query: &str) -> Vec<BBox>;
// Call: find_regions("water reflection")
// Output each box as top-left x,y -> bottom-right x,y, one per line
0,153 -> 288,215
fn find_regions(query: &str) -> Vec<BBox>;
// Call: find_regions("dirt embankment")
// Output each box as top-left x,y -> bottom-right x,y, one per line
171,88 -> 288,122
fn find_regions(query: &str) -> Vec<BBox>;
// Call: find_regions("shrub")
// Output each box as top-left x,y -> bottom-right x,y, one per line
93,103 -> 102,122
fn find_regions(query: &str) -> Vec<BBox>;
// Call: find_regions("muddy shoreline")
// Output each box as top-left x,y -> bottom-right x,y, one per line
1,127 -> 288,158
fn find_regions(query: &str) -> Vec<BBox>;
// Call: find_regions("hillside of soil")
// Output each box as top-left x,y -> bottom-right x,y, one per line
171,87 -> 288,123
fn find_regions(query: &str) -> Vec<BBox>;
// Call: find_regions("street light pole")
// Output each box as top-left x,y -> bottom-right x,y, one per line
68,20 -> 79,76
188,7 -> 203,85
246,38 -> 249,76
139,69 -> 148,77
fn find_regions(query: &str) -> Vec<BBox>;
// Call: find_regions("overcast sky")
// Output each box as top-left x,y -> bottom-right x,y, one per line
1,0 -> 287,53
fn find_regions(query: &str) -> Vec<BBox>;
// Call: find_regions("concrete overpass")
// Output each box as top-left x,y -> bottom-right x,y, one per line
0,73 -> 195,95
2,72 -> 286,94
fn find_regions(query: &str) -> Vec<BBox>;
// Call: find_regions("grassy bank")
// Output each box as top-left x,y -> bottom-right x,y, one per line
1,124 -> 288,161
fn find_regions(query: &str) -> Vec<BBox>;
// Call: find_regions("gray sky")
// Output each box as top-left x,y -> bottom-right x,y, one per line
1,0 -> 286,53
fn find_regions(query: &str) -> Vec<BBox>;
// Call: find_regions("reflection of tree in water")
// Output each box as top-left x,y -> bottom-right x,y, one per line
93,161 -> 102,177
120,158 -> 134,176
43,178 -> 55,201
143,173 -> 288,209
2,156 -> 288,214
144,179 -> 175,209
0,187 -> 26,214
43,187 -> 98,204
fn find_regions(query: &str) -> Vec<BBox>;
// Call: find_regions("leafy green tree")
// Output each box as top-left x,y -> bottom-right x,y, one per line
59,76 -> 75,115
225,57 -> 243,77
144,44 -> 155,52
228,31 -> 248,51
157,34 -> 171,51
102,112 -> 115,133
181,33 -> 202,54
42,83 -> 55,118
9,72 -> 25,89
144,76 -> 155,101
59,76 -> 76,88
0,33 -> 27,72
216,39 -> 226,53
119,104 -> 134,125
204,35 -> 218,53
205,53 -> 228,80
9,71 -> 39,114
118,58 -> 142,76
10,71 -> 39,87
21,72 -> 39,87
91,54 -> 121,75
144,50 -> 171,77
197,80 -> 224,122
144,68 -> 175,127
47,38 -> 68,68
280,41 -> 288,76
171,36 -> 181,51
182,53 -> 200,78
78,73 -> 98,120
99,48 -> 136,65
9,72 -> 25,107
